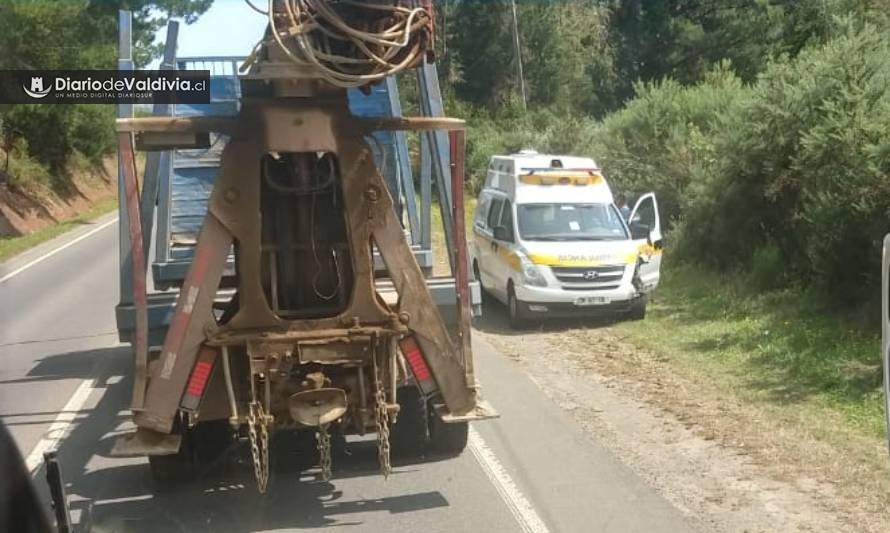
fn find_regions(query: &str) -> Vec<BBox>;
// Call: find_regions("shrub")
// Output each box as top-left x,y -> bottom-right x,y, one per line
697,23 -> 890,300
586,62 -> 751,226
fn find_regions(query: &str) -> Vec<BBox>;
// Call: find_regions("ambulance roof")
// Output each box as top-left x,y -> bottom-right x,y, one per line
484,152 -> 614,205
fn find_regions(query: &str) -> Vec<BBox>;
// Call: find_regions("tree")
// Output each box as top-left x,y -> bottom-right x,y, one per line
0,1 -> 212,175
445,0 -> 615,115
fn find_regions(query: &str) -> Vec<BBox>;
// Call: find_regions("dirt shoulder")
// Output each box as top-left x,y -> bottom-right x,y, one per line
0,157 -> 117,260
475,304 -> 889,533
0,156 -> 117,237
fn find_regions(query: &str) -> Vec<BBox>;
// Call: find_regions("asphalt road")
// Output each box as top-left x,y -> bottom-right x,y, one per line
0,218 -> 696,533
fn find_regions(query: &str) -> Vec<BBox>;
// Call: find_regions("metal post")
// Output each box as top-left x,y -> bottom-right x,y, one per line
417,62 -> 455,274
419,132 -> 432,251
385,76 -> 420,244
139,20 -> 179,267
509,0 -> 527,109
449,130 -> 473,381
118,10 -> 134,306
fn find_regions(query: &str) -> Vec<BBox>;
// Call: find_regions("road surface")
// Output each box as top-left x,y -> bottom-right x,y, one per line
0,217 -> 697,533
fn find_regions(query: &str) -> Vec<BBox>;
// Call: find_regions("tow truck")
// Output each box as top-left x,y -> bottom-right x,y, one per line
110,1 -> 496,494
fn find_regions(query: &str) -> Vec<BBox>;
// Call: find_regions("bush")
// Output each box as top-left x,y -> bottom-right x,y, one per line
0,105 -> 114,177
694,23 -> 890,301
2,138 -> 52,191
585,62 -> 751,226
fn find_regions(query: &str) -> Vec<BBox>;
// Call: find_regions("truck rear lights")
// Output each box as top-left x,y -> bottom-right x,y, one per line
180,346 -> 217,412
399,336 -> 438,395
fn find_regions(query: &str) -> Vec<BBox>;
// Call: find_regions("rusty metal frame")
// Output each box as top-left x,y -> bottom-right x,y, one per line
127,99 -> 476,436
449,129 -> 474,385
118,132 -> 149,409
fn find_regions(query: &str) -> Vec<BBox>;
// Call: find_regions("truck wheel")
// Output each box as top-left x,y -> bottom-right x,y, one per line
428,412 -> 469,457
191,419 -> 234,466
627,298 -> 647,321
148,450 -> 194,484
148,417 -> 194,484
391,386 -> 428,458
507,285 -> 528,330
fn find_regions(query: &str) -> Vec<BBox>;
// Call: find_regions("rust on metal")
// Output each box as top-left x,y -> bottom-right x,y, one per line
118,132 -> 149,410
449,129 -> 474,384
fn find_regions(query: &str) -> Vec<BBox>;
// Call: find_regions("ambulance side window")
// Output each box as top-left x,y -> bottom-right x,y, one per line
475,194 -> 491,231
499,200 -> 515,243
488,197 -> 504,230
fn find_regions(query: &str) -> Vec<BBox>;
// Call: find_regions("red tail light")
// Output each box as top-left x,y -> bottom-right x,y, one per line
399,336 -> 438,394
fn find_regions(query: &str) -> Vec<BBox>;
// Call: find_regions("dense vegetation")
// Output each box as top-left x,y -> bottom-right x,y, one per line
0,1 -> 211,187
441,0 -> 890,306
2,0 -> 889,305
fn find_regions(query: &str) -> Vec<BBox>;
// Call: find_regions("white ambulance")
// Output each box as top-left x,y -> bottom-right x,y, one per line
471,151 -> 663,328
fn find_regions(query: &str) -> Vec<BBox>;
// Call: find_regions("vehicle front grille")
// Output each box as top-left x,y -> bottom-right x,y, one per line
551,264 -> 626,291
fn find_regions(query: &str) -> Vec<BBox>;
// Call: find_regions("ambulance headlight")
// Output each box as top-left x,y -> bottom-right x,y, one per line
521,262 -> 548,287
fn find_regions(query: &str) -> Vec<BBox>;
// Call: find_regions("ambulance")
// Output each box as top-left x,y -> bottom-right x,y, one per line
471,151 -> 663,328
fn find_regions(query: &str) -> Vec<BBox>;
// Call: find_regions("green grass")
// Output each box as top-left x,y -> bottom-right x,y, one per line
0,197 -> 117,263
613,263 -> 886,438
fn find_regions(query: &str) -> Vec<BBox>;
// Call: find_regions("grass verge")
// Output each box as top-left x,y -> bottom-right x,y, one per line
612,263 -> 886,438
0,196 -> 117,263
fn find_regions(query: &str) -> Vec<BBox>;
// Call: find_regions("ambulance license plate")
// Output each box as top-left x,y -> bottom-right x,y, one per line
574,296 -> 610,306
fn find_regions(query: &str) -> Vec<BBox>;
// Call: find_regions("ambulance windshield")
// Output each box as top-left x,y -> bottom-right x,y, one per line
517,203 -> 628,241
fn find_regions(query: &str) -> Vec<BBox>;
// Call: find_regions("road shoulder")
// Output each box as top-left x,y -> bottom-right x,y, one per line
477,326 -> 865,533
0,211 -> 117,282
473,335 -> 698,533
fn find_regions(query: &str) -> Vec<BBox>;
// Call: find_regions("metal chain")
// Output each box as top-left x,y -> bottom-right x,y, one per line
247,401 -> 271,494
373,353 -> 392,477
317,424 -> 332,481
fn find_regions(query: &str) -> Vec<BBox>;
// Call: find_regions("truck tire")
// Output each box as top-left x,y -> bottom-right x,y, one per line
391,386 -> 428,458
428,411 -> 469,457
148,417 -> 194,484
148,451 -> 194,484
148,418 -> 234,484
191,419 -> 234,464
507,284 -> 528,330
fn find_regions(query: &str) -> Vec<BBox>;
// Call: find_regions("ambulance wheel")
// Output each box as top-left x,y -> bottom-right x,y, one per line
428,411 -> 469,457
627,298 -> 647,321
507,284 -> 528,330
392,386 -> 428,457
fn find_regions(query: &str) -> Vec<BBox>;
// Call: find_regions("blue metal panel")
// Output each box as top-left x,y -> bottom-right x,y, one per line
169,166 -> 216,244
175,77 -> 241,117
347,85 -> 401,212
153,75 -> 240,283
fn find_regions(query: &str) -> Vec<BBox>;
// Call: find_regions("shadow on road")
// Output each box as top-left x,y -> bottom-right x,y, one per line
0,346 -> 108,387
472,294 -> 621,336
30,346 -> 452,532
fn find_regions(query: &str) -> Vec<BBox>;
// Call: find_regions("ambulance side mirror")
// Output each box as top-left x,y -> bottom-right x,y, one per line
630,222 -> 650,241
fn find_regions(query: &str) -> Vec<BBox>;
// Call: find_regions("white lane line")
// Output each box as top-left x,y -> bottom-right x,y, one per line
24,374 -> 98,474
0,217 -> 118,284
469,427 -> 552,533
